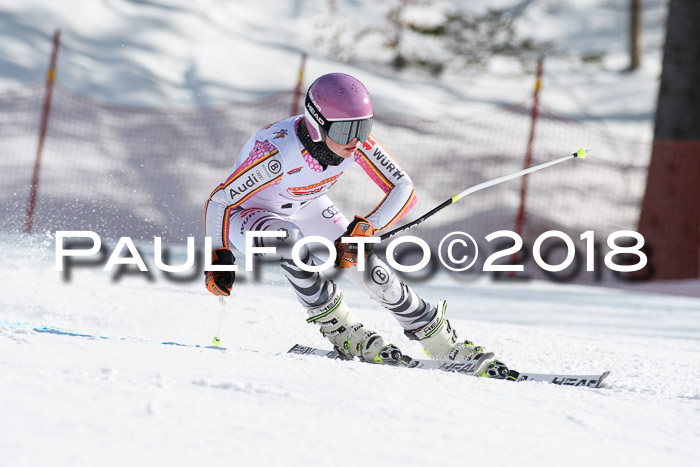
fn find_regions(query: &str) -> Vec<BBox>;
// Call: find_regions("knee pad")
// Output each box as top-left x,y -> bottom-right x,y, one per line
361,254 -> 404,304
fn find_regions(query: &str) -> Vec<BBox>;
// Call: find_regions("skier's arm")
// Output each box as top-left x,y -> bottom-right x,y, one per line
354,135 -> 417,232
203,139 -> 283,296
204,139 -> 284,251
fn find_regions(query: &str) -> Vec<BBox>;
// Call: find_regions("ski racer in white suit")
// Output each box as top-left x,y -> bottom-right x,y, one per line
204,73 -> 507,375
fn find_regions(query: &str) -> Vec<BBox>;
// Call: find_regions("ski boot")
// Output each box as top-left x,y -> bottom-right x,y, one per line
405,299 -> 511,378
306,285 -> 402,364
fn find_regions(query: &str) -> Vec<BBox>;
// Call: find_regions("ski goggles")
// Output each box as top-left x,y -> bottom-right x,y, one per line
325,117 -> 374,145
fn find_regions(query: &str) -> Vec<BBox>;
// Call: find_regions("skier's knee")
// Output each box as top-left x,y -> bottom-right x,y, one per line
252,220 -> 304,261
362,254 -> 403,304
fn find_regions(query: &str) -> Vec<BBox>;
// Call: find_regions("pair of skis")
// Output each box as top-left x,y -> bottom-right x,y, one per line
288,344 -> 610,389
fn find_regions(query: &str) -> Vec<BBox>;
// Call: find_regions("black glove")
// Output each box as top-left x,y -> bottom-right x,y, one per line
204,248 -> 236,296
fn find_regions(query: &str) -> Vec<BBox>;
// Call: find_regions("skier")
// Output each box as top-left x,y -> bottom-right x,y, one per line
204,72 -> 507,376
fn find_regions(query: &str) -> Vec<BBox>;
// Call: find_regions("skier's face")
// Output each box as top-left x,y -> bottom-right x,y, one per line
325,136 -> 361,159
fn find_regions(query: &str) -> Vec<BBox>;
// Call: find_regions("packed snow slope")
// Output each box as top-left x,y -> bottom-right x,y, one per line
1,233 -> 699,467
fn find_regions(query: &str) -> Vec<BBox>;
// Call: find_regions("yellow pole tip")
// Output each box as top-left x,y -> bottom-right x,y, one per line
575,148 -> 587,159
212,336 -> 222,347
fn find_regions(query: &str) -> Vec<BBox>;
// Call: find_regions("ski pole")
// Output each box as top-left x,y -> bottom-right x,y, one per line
211,295 -> 227,347
378,148 -> 587,242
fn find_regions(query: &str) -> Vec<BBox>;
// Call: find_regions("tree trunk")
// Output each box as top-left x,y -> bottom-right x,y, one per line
638,0 -> 700,280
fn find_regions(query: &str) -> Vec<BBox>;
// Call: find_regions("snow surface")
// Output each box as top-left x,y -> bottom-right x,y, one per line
1,233 -> 700,467
2,1 -> 699,466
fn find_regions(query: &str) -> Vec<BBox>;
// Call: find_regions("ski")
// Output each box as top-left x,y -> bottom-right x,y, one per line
512,371 -> 610,388
288,344 -> 610,388
288,343 -> 494,376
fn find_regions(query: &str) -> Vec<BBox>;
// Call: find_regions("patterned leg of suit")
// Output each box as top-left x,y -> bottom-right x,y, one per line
232,198 -> 436,333
241,214 -> 402,363
241,212 -> 334,308
344,253 -> 436,332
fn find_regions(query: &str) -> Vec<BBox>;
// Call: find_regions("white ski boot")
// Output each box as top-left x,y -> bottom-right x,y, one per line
405,300 -> 510,379
306,285 -> 402,364
404,300 -> 485,360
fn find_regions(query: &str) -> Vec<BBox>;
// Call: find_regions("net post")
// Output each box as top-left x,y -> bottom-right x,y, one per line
290,52 -> 307,116
510,56 -> 544,271
24,29 -> 61,233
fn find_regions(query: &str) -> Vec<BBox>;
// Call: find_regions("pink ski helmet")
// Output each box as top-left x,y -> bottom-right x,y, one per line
304,73 -> 374,144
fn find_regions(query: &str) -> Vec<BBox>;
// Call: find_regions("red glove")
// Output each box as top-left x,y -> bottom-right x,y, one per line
334,216 -> 375,269
205,248 -> 236,296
